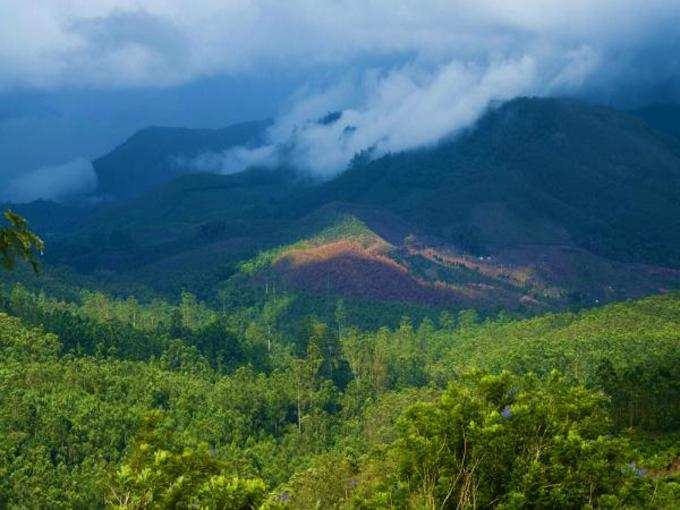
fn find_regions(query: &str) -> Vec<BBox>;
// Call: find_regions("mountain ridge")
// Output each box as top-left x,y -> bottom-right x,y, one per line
13,97 -> 680,312
93,119 -> 272,198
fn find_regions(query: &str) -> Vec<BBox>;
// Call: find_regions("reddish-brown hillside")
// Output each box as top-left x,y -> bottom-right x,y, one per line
274,240 -> 460,306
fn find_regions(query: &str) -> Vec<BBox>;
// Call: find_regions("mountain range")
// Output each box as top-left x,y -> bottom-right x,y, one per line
7,97 -> 680,316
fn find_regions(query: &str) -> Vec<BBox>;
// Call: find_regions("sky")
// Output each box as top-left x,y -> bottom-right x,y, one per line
1,0 -> 680,201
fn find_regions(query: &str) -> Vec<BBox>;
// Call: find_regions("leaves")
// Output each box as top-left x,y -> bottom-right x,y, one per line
0,284 -> 677,507
0,210 -> 44,272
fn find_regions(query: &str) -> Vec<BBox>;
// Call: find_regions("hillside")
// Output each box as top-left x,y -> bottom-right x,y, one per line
16,97 -> 680,314
1,287 -> 679,508
4,100 -> 680,507
93,119 -> 271,198
217,205 -> 678,314
632,103 -> 680,140
304,97 -> 680,267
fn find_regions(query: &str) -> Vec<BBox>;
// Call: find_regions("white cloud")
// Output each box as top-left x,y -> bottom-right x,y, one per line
2,158 -> 97,203
219,145 -> 279,174
205,55 -> 564,177
280,57 -> 539,176
1,1 -> 678,94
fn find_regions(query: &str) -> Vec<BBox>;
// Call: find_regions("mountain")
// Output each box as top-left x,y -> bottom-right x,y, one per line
303,98 -> 680,267
631,103 -> 680,140
21,97 -> 680,314
93,119 -> 271,198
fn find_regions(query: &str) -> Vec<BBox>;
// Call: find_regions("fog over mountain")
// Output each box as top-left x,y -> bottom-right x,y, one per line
0,158 -> 96,203
1,1 -> 680,199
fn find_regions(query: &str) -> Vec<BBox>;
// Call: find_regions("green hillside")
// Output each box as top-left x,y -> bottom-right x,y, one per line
1,285 -> 678,508
305,98 -> 680,266
12,98 -> 680,315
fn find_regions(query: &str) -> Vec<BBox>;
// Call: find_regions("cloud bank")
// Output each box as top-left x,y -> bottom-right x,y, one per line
2,158 -> 97,203
216,57 -> 539,176
199,50 -> 601,177
2,0 -> 679,101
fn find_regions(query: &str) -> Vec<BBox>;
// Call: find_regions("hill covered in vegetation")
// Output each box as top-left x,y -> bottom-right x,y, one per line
2,96 -> 680,507
13,98 -> 679,317
305,98 -> 680,267
1,285 -> 678,508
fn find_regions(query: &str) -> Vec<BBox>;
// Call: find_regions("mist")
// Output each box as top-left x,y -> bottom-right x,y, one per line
2,158 -> 97,203
202,49 -> 596,177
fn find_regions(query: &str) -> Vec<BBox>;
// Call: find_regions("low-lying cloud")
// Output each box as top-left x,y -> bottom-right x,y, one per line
201,51 -> 595,177
2,158 -> 97,203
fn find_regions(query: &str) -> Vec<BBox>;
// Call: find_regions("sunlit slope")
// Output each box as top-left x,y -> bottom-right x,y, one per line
305,97 -> 680,267
19,98 -> 680,308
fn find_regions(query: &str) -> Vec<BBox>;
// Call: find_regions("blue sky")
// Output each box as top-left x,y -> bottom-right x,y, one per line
2,1 -> 679,201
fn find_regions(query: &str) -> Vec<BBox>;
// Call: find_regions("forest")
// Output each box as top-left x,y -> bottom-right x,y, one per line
1,94 -> 680,510
1,241 -> 679,507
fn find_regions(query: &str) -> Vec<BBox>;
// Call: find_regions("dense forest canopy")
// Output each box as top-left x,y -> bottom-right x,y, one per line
1,279 -> 679,508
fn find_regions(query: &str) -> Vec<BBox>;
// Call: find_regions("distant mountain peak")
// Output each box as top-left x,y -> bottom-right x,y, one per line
93,119 -> 272,199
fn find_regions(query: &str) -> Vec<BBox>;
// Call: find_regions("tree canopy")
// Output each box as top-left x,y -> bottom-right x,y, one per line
0,287 -> 679,508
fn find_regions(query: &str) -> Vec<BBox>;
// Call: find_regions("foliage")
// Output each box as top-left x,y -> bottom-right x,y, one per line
109,413 -> 266,509
0,286 -> 678,508
428,294 -> 680,431
390,371 -> 638,509
0,210 -> 44,272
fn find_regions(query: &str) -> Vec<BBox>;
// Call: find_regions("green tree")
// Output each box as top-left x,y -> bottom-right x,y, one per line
262,296 -> 291,352
0,210 -> 43,272
108,413 -> 266,509
334,298 -> 347,341
391,371 -> 640,509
